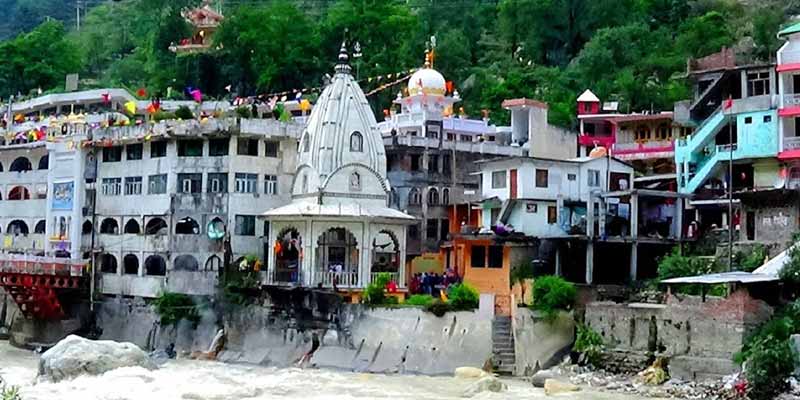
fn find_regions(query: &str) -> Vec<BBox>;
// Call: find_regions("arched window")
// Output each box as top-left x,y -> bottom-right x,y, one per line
207,217 -> 225,239
7,220 -> 28,236
175,217 -> 200,234
635,125 -> 651,142
124,219 -> 141,234
442,188 -> 450,205
205,255 -> 222,271
100,253 -> 118,273
99,218 -> 119,234
301,174 -> 308,192
82,220 -> 93,235
38,155 -> 49,170
350,172 -> 361,190
174,254 -> 199,271
408,188 -> 421,205
427,187 -> 439,206
656,123 -> 671,140
302,132 -> 310,152
145,218 -> 168,235
123,254 -> 139,275
9,157 -> 31,172
350,131 -> 363,152
34,220 -> 46,234
144,255 -> 166,276
8,186 -> 30,200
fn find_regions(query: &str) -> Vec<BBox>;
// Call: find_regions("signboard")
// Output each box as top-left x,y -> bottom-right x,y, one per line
52,182 -> 75,210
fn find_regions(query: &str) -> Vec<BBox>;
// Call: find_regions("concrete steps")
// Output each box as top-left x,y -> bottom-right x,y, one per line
492,316 -> 515,375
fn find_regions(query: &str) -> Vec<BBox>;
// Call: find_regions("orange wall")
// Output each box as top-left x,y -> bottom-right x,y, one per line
448,205 -> 482,234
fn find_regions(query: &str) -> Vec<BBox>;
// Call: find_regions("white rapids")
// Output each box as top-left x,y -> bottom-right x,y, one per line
0,342 -> 664,400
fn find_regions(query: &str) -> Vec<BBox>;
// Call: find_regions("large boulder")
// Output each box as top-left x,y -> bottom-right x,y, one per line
454,366 -> 489,379
531,369 -> 558,388
544,378 -> 580,395
39,335 -> 156,382
462,375 -> 508,397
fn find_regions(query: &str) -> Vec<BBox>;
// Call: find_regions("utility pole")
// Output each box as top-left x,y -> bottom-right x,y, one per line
728,112 -> 734,272
76,0 -> 81,32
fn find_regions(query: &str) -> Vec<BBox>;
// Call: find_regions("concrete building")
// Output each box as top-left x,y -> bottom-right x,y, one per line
0,89 -> 307,301
263,45 -> 414,293
378,55 -> 574,258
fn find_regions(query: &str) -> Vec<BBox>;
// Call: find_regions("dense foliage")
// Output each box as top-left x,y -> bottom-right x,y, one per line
363,272 -> 392,306
531,275 -> 576,320
153,292 -> 201,326
406,294 -> 435,307
448,283 -> 480,310
0,0 -> 795,127
656,247 -> 726,295
574,324 -> 605,367
779,245 -> 800,286
737,301 -> 800,400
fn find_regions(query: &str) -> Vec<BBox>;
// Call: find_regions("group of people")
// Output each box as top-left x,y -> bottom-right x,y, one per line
408,268 -> 462,298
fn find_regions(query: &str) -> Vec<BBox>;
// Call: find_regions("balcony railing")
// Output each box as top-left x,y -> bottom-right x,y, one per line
316,270 -> 360,288
612,140 -> 674,152
782,94 -> 800,108
0,254 -> 86,276
784,137 -> 800,151
370,272 -> 401,287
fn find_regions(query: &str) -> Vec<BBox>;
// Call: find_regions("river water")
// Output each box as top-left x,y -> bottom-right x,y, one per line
0,342 -> 661,400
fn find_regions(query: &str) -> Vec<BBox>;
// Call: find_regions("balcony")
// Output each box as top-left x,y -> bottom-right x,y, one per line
578,134 -> 614,148
779,137 -> 800,160
778,50 -> 800,71
239,118 -> 303,139
779,94 -> 800,117
611,140 -> 674,160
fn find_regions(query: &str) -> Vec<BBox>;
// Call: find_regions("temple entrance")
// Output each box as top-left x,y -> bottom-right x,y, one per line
371,230 -> 400,285
274,227 -> 302,284
316,228 -> 359,288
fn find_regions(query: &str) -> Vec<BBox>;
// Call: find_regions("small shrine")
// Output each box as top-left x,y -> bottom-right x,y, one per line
169,1 -> 224,54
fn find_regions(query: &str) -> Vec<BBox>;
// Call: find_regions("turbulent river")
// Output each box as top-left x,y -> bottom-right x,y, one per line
1,342 -> 661,400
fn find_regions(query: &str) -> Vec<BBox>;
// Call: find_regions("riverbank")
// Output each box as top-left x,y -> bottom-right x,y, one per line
0,341 -> 675,400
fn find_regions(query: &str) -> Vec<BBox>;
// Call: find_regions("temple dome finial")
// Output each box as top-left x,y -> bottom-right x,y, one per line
335,41 -> 351,74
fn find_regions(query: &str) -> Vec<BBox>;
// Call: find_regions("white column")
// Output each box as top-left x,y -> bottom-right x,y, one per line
554,245 -> 562,277
585,242 -> 594,285
629,243 -> 638,283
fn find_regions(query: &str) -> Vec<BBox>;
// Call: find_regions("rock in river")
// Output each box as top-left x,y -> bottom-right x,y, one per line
544,378 -> 580,395
461,375 -> 508,397
39,335 -> 156,382
454,366 -> 488,379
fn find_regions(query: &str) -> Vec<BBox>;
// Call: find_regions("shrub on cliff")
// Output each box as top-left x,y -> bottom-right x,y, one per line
531,275 -> 576,320
449,283 -> 479,310
174,106 -> 194,120
1,380 -> 21,400
779,245 -> 800,286
574,324 -> 604,367
406,294 -> 435,307
363,272 -> 392,306
153,292 -> 200,326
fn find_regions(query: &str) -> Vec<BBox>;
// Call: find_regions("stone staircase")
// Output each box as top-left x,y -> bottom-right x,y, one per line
492,316 -> 516,375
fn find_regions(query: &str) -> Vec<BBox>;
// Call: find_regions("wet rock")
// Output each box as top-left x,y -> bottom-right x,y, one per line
544,378 -> 580,395
531,369 -> 557,388
461,375 -> 507,397
454,366 -> 488,379
39,335 -> 156,382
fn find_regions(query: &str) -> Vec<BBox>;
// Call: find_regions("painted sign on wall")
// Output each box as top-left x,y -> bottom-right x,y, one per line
52,182 -> 74,210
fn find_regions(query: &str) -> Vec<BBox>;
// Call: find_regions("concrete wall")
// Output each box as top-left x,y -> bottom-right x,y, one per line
584,290 -> 773,380
514,309 -> 575,375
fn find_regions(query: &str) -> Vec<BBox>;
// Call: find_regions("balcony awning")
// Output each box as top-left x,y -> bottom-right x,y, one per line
778,22 -> 800,38
779,149 -> 800,160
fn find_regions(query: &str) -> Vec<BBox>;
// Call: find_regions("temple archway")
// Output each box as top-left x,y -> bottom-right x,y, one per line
100,253 -> 118,273
274,227 -> 302,283
145,255 -> 167,276
371,230 -> 400,284
316,227 -> 359,287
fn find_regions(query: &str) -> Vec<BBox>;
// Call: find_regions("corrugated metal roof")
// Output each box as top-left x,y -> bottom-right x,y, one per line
262,202 -> 416,221
661,271 -> 778,284
779,22 -> 800,38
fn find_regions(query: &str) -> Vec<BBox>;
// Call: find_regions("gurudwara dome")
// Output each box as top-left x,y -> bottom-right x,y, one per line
262,43 -> 414,291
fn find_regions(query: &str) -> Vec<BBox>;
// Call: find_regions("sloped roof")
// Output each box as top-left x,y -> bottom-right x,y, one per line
262,202 -> 415,222
577,89 -> 600,103
779,22 -> 800,38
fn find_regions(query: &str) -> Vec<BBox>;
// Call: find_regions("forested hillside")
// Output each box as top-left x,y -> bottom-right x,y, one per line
0,0 -> 799,126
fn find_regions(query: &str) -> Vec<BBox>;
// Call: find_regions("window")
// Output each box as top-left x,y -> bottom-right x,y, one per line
428,154 -> 438,172
442,188 -> 450,205
150,141 -> 167,158
439,218 -> 449,241
426,219 -> 438,240
442,154 -> 451,174
177,140 -> 203,157
101,178 -> 122,196
264,175 -> 278,195
471,246 -> 486,268
209,138 -> 229,156
547,206 -> 557,224
491,170 -> 507,189
764,115 -> 772,123
126,144 -> 143,160
635,126 -> 651,142
746,70 -> 770,97
744,116 -> 753,124
302,132 -> 310,152
264,141 -> 279,157
656,124 -> 670,140
488,246 -> 503,268
535,169 -> 549,188
178,173 -> 202,194
207,173 -> 228,193
350,172 -> 361,191
102,147 -> 122,162
410,155 -> 420,171
237,138 -> 259,156
567,173 -> 577,181
350,132 -> 363,152
148,174 -> 167,194
124,177 -> 142,195
408,188 -> 421,205
588,169 -> 601,187
235,215 -> 256,236
427,188 -> 439,205
235,173 -> 257,193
